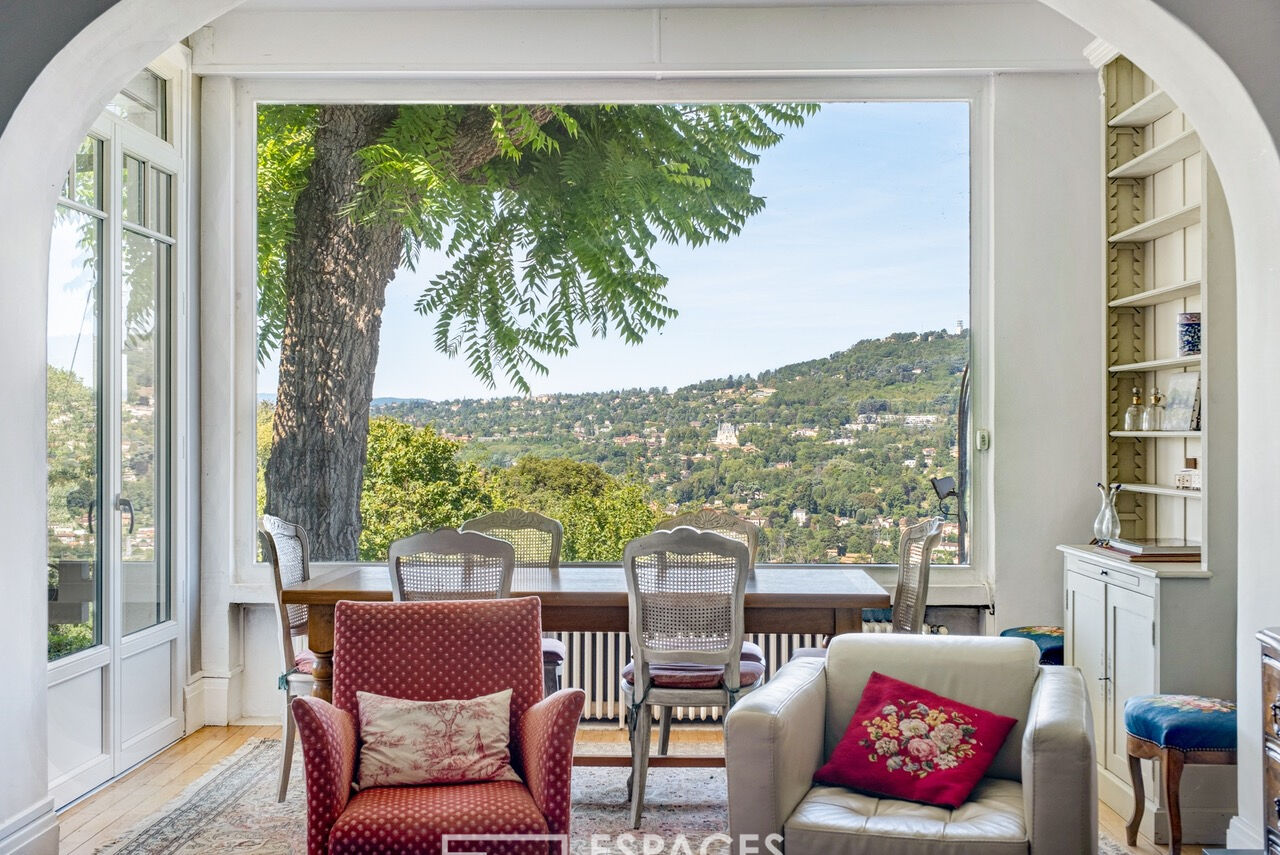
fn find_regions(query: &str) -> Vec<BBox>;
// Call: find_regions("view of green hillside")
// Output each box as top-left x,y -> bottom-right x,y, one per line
361,328 -> 969,564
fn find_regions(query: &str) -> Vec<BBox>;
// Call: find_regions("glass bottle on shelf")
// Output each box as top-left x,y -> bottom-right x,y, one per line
1123,387 -> 1143,431
1141,387 -> 1165,431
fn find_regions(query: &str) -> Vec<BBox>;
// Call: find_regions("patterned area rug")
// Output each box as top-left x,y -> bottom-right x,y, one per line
95,738 -> 1131,854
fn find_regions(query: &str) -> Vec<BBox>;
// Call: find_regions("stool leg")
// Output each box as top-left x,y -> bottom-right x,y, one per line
1163,749 -> 1185,855
1126,748 -> 1145,846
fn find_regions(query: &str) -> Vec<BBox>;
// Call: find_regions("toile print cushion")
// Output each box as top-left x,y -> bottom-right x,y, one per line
814,671 -> 1018,809
355,688 -> 522,789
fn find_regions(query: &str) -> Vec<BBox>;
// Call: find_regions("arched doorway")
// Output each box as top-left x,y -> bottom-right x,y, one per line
0,0 -> 1276,848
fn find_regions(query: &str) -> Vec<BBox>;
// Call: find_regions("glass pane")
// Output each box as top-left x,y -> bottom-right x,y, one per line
48,206 -> 102,660
63,137 -> 102,210
120,231 -> 168,635
106,70 -> 167,140
151,168 -> 173,237
122,156 -> 145,227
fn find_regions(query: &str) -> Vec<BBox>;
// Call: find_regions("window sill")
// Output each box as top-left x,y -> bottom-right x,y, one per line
229,561 -> 990,608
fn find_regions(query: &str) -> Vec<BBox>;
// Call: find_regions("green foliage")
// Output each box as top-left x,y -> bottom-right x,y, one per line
47,366 -> 96,562
493,456 -> 611,499
256,103 -> 817,387
48,621 -> 93,660
256,401 -> 273,519
256,105 -> 318,365
491,457 -> 660,561
357,417 -> 498,560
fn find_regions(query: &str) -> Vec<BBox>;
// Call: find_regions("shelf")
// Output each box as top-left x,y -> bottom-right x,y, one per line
1108,355 -> 1201,373
1109,278 -> 1201,308
1108,204 -> 1201,244
1108,130 -> 1201,179
1117,482 -> 1202,499
1108,89 -> 1176,128
1110,431 -> 1201,439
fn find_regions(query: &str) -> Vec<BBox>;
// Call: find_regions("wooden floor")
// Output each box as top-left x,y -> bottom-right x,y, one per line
58,724 -> 1205,855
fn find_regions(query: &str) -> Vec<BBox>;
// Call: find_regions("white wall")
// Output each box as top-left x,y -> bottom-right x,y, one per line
985,71 -> 1104,629
0,0 -> 1275,851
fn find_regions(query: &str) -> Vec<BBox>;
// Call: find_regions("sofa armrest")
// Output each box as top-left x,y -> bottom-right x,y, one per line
1022,666 -> 1098,855
292,696 -> 357,855
517,688 -> 586,835
725,656 -> 827,848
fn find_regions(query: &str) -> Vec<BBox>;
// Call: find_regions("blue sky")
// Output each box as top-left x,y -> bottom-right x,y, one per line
257,101 -> 970,400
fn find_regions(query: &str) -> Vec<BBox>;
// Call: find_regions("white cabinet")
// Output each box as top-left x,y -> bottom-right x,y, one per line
1064,560 -> 1154,784
1065,569 -> 1108,761
1104,583 -> 1157,778
1061,545 -> 1234,845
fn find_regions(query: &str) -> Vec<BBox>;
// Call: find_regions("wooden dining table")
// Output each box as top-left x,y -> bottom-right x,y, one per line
281,563 -> 888,766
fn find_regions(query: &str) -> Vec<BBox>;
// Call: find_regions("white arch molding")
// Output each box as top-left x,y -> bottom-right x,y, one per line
0,0 -> 1276,850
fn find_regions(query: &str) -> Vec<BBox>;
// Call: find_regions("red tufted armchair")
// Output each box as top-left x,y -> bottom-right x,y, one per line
292,597 -> 586,855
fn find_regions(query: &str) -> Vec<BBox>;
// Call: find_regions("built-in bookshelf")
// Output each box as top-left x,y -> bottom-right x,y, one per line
1063,50 -> 1240,841
1099,55 -> 1236,573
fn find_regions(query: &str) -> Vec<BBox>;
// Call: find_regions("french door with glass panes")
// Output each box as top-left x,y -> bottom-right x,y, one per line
46,73 -> 182,807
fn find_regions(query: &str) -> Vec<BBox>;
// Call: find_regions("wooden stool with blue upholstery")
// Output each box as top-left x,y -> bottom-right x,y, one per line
1123,694 -> 1237,855
998,625 -> 1064,665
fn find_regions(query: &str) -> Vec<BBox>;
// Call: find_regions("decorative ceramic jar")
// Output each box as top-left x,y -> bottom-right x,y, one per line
1177,312 -> 1201,357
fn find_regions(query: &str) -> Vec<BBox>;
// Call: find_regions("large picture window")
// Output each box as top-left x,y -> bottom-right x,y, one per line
254,101 -> 970,566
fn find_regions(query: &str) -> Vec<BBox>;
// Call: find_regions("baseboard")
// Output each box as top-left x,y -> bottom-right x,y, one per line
0,799 -> 58,855
233,715 -> 278,726
1226,815 -> 1264,849
184,678 -> 206,732
202,674 -> 231,726
1098,763 -> 1235,845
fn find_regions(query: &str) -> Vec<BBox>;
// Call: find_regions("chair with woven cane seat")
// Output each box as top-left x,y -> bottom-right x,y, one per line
651,509 -> 765,750
461,509 -> 567,696
654,508 -> 760,570
621,527 -> 762,828
1124,694 -> 1237,854
388,527 -> 515,601
789,516 -> 945,662
891,516 -> 945,634
259,514 -> 316,802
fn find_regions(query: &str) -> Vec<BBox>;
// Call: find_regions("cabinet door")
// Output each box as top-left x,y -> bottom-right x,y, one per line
1065,569 -> 1108,755
1105,584 -> 1157,780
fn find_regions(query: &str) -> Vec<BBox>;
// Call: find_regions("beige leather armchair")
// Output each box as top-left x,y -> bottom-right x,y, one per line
725,633 -> 1096,855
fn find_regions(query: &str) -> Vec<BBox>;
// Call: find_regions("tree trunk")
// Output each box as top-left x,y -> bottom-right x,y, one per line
264,104 -> 403,560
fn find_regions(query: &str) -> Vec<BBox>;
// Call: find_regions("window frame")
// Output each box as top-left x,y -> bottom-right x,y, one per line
216,75 -> 991,605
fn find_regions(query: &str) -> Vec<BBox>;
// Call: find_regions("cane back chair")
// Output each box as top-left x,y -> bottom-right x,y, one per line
259,514 -> 316,801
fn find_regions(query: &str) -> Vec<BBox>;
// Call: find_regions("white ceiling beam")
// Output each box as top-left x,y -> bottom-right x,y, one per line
191,4 -> 1093,77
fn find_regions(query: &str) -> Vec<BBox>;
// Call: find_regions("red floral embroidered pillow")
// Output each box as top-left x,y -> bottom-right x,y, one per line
356,689 -> 521,789
814,672 -> 1018,808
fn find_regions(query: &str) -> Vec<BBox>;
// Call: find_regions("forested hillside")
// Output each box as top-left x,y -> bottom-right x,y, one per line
373,329 -> 968,563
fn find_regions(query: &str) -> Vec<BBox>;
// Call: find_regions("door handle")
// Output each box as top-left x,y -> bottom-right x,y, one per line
115,496 -> 135,534
1270,700 -> 1280,734
87,498 -> 95,535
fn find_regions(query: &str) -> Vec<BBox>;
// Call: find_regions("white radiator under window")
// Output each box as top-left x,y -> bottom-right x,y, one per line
555,623 -> 947,722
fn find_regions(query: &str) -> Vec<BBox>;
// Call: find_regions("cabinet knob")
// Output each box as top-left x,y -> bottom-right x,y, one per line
1273,796 -> 1280,821
1271,700 -> 1280,734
